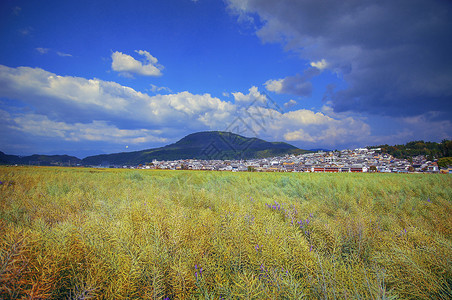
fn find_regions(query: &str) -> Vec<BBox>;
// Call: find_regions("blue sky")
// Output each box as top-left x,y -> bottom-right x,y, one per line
1,0 -> 451,158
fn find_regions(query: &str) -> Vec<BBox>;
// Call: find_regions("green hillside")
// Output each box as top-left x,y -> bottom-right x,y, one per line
0,151 -> 81,166
368,140 -> 452,159
82,131 -> 307,165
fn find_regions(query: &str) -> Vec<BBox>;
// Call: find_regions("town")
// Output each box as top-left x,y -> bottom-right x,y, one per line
125,148 -> 446,173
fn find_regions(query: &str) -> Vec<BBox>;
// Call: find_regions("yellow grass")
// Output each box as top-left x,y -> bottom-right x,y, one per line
1,166 -> 451,299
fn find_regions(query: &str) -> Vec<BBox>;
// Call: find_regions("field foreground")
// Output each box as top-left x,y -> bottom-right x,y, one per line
1,167 -> 451,299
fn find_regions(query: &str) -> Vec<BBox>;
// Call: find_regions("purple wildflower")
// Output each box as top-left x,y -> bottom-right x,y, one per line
427,197 -> 431,202
310,245 -> 313,252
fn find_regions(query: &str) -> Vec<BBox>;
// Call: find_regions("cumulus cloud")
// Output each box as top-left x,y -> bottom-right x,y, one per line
111,50 -> 163,76
232,86 -> 267,104
284,99 -> 297,108
0,64 -> 234,132
399,113 -> 452,142
2,64 -> 447,153
264,67 -> 320,96
264,79 -> 283,93
280,110 -> 371,146
310,59 -> 328,71
230,103 -> 371,149
227,0 -> 452,119
150,84 -> 172,93
0,65 -> 375,151
218,86 -> 372,149
284,129 -> 315,143
8,112 -> 167,144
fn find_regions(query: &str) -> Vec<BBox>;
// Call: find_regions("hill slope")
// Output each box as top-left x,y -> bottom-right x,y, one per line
82,131 -> 307,165
0,151 -> 81,166
368,140 -> 452,159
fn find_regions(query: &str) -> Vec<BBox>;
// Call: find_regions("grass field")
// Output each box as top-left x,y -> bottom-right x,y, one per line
1,166 -> 451,299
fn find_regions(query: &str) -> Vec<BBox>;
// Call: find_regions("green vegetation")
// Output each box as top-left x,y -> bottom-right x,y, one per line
437,157 -> 452,168
369,140 -> 452,159
1,167 -> 451,299
82,131 -> 306,165
0,151 -> 81,166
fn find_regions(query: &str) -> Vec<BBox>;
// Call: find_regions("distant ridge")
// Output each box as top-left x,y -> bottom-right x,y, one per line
0,131 -> 309,166
0,151 -> 81,166
81,131 -> 308,165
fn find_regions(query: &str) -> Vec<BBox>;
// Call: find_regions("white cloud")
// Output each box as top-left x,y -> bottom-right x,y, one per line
264,79 -> 283,93
111,50 -> 163,76
399,113 -> 452,141
264,68 -> 320,96
36,47 -> 50,54
2,65 -> 371,149
284,129 -> 315,143
278,109 -> 371,145
232,86 -> 267,104
36,48 -> 72,57
220,86 -> 371,148
310,59 -> 328,71
9,112 -> 167,144
150,84 -> 172,93
233,103 -> 371,147
226,0 -> 452,119
284,99 -> 297,108
56,51 -> 72,57
7,65 -> 433,152
0,64 -> 236,132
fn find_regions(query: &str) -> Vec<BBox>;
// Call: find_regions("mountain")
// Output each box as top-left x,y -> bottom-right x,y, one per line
0,151 -> 81,166
82,131 -> 308,165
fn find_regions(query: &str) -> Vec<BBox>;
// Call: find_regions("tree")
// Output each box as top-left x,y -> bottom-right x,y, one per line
437,157 -> 452,168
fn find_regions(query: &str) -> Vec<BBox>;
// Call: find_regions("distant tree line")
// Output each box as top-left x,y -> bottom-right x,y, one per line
368,140 -> 452,160
437,157 -> 452,168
